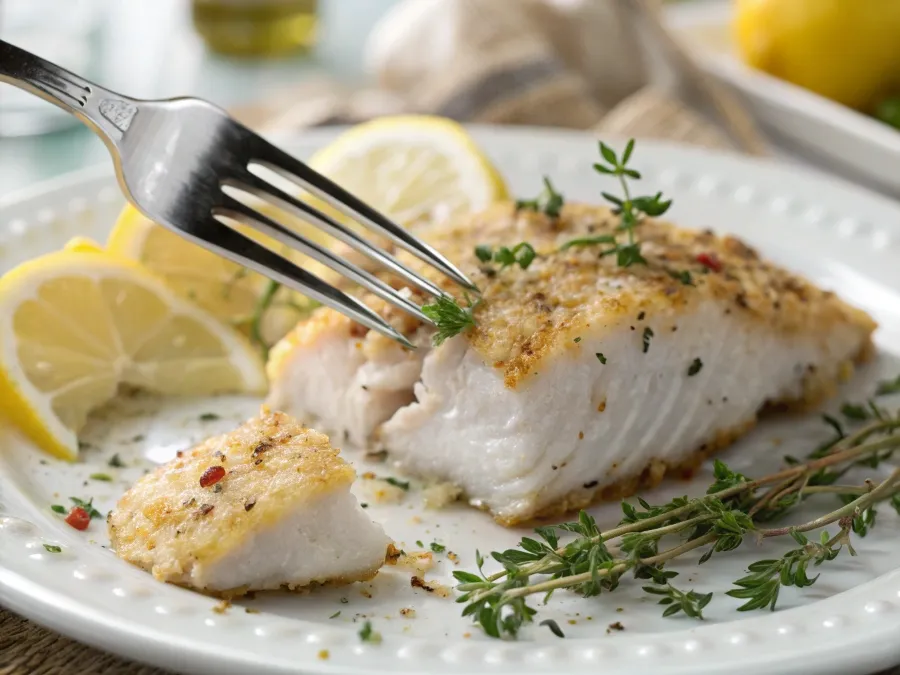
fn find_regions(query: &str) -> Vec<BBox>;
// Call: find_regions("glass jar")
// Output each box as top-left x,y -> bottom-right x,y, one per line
191,0 -> 318,57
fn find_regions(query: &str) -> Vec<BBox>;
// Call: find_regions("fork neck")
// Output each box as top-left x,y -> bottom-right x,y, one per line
0,39 -> 134,149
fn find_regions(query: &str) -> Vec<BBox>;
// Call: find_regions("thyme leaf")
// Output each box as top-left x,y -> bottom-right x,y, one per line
422,295 -> 480,346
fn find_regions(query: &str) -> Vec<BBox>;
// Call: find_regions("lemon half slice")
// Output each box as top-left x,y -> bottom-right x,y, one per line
0,249 -> 267,460
308,115 -> 508,229
107,206 -> 318,348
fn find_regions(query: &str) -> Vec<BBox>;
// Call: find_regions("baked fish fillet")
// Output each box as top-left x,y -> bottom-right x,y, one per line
268,203 -> 876,526
108,409 -> 390,595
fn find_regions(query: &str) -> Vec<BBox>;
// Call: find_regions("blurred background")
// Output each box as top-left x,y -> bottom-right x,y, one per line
2,0 -> 900,199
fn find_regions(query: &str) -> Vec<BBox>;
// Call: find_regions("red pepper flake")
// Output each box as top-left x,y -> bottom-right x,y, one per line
64,507 -> 90,531
199,465 -> 226,488
696,252 -> 722,272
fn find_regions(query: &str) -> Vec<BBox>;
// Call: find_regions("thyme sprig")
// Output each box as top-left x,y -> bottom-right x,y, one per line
560,139 -> 672,267
516,177 -> 564,218
421,294 -> 481,346
455,408 -> 900,639
475,242 -> 536,271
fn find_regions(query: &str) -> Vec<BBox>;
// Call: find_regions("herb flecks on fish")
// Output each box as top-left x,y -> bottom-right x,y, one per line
516,177 -> 564,218
422,295 -> 480,346
454,393 -> 900,639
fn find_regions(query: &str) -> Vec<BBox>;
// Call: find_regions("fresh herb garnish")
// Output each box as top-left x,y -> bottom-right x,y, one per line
560,139 -> 671,267
668,270 -> 694,286
358,620 -> 382,644
385,477 -> 410,491
474,242 -> 537,271
199,412 -> 221,422
108,454 -> 126,468
50,504 -> 66,514
540,618 -> 565,638
416,540 -> 425,548
687,358 -> 703,376
422,295 -> 480,346
249,280 -> 280,359
453,396 -> 900,639
89,473 -> 113,482
595,353 -> 607,364
69,497 -> 103,520
642,583 -> 712,619
430,542 -> 447,553
642,327 -> 654,353
876,375 -> 900,396
875,96 -> 900,130
329,611 -> 341,619
559,235 -> 617,252
516,177 -> 565,218
573,337 -> 582,343
841,403 -> 870,420
42,544 -> 62,553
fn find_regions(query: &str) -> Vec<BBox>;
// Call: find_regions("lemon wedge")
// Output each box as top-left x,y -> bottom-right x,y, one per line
107,205 -> 318,348
0,249 -> 267,460
308,115 -> 508,229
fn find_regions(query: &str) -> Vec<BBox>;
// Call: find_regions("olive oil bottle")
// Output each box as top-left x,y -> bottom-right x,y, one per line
192,0 -> 318,57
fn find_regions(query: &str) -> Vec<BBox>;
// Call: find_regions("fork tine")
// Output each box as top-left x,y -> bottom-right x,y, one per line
225,171 -> 447,300
249,140 -> 478,292
215,194 -> 435,326
188,217 -> 415,349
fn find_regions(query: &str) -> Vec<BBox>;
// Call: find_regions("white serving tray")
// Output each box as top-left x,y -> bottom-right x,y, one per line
665,0 -> 900,199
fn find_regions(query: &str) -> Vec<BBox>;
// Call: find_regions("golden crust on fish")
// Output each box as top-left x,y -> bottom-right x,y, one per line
108,410 -> 388,593
417,203 -> 876,386
278,203 -> 875,388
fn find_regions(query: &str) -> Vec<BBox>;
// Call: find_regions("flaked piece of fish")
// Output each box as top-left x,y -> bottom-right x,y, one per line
108,409 -> 390,596
268,203 -> 877,526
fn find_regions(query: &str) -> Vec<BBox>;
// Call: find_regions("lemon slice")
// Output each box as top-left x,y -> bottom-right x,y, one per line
308,115 -> 508,229
0,249 -> 267,460
107,206 -> 319,347
63,236 -> 105,253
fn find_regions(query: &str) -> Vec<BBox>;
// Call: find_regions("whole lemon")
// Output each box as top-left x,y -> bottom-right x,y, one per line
734,0 -> 900,111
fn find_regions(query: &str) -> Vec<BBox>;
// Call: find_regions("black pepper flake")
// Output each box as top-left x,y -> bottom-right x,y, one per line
637,311 -> 645,321
361,385 -> 369,391
607,621 -> 625,633
735,293 -> 748,309
583,480 -> 598,489
198,504 -> 214,516
687,358 -> 703,376
244,498 -> 257,512
573,337 -> 582,343
182,497 -> 197,508
213,483 -> 223,493
252,441 -> 272,457
254,458 -> 263,465
551,465 -> 558,470
595,353 -> 607,364
641,327 -> 654,353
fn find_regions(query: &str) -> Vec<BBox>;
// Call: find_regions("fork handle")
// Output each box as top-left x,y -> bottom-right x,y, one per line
0,39 -> 134,147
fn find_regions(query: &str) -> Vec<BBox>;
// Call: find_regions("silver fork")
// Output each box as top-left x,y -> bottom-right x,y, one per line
0,39 -> 476,348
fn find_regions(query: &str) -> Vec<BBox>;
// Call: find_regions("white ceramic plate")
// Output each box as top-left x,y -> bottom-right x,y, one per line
3,126 -> 900,675
665,0 -> 900,200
